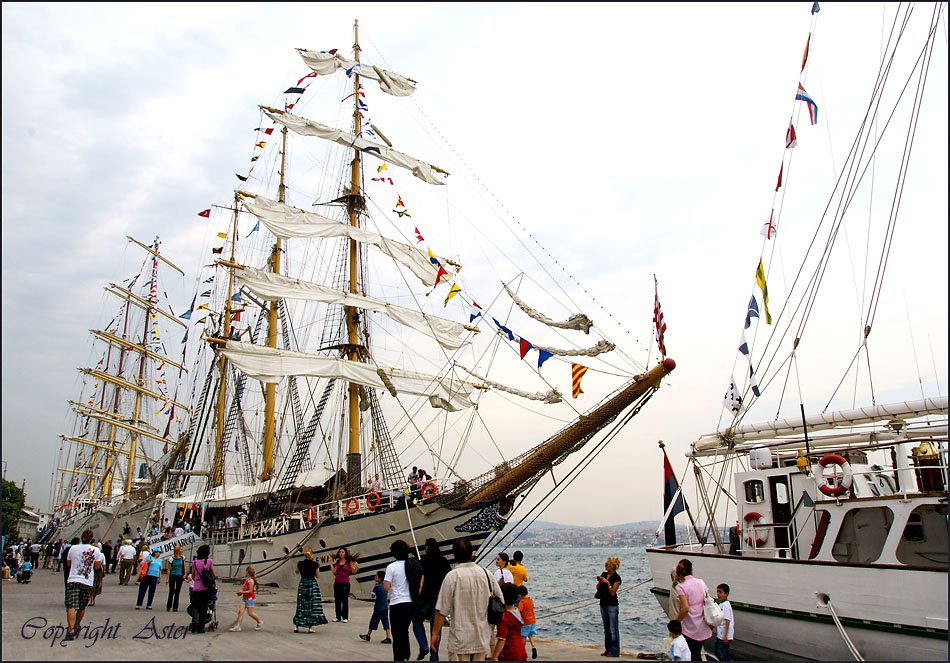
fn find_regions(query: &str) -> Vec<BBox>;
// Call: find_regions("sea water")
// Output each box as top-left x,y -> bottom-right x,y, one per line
490,546 -> 670,655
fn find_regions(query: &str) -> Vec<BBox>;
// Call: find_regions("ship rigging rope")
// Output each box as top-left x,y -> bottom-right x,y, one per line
364,37 -> 650,373
476,390 -> 655,560
732,3 -> 940,428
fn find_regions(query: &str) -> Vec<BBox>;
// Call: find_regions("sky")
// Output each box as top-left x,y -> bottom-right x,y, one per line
2,2 -> 947,528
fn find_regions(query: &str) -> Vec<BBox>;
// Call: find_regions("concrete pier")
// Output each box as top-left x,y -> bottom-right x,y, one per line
2,567 -> 638,660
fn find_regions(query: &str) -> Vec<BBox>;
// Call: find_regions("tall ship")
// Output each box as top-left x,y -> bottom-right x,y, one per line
646,3 -> 948,660
137,22 -> 678,596
49,237 -> 191,543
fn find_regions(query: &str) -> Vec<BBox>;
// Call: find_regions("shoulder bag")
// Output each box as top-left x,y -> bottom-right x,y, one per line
484,568 -> 504,625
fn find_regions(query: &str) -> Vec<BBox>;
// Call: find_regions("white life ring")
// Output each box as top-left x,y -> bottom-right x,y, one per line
818,454 -> 853,497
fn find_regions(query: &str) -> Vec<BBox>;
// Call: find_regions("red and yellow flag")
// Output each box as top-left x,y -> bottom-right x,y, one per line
571,363 -> 588,398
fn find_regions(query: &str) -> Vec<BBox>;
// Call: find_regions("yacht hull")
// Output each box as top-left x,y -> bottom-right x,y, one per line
646,547 -> 948,661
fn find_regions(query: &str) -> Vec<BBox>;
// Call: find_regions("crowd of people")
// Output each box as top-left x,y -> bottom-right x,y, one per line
7,521 -> 737,659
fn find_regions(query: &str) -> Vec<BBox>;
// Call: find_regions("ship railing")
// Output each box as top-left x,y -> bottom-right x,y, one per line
205,486 -> 439,545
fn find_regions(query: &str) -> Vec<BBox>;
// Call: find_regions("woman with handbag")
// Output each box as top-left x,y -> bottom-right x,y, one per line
188,544 -> 215,634
673,559 -> 712,660
595,556 -> 622,658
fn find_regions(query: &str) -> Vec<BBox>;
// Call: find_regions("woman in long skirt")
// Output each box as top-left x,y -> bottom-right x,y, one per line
293,548 -> 328,633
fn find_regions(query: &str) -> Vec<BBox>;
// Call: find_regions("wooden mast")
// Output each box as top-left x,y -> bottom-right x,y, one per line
212,196 -> 240,486
460,358 -> 677,507
259,110 -> 289,482
123,237 -> 161,497
344,18 -> 364,495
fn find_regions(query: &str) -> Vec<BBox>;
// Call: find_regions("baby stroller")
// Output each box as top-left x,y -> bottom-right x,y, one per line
187,588 -> 219,633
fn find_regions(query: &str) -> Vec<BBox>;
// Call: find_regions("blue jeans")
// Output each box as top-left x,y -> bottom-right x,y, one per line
600,604 -> 619,656
714,637 -> 731,661
411,606 -> 428,656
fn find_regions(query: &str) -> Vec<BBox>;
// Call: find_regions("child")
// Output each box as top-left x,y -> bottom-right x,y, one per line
668,620 -> 689,661
229,565 -> 263,632
714,583 -> 734,661
490,582 -> 527,661
359,570 -> 392,643
517,584 -> 538,660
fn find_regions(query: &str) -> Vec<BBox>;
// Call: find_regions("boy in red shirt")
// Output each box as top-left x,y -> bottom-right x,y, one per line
490,582 -> 527,661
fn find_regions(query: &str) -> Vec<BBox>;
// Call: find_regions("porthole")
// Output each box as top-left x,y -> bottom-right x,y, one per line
262,550 -> 267,559
389,524 -> 397,532
283,546 -> 291,554
319,539 -> 327,548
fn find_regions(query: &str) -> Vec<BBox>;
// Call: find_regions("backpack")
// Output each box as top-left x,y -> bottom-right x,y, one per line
405,555 -> 423,603
199,560 -> 216,593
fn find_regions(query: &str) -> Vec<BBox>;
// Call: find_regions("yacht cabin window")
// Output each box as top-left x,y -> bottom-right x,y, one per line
744,479 -> 766,504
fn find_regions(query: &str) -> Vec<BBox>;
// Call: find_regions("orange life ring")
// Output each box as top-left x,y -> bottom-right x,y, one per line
818,454 -> 853,497
306,506 -> 317,523
743,511 -> 768,547
421,481 -> 438,500
365,492 -> 381,511
345,497 -> 360,515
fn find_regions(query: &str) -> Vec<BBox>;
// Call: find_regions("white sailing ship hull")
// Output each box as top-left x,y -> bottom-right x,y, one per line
55,499 -> 155,543
207,500 -> 503,599
646,547 -> 948,661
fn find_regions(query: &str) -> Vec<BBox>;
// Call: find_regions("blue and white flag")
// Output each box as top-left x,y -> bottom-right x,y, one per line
744,296 -> 760,329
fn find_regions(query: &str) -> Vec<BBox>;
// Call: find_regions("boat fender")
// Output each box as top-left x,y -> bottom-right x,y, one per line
365,492 -> 381,511
817,454 -> 853,497
345,497 -> 360,515
421,481 -> 438,500
743,511 -> 768,547
306,506 -> 317,523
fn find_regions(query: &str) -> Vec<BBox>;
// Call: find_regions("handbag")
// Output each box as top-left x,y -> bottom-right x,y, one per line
484,569 -> 504,625
703,586 -> 724,627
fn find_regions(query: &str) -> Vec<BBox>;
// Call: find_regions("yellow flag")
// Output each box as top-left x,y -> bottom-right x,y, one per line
444,284 -> 461,306
755,259 -> 772,324
377,163 -> 388,173
216,232 -> 227,239
255,141 -> 266,148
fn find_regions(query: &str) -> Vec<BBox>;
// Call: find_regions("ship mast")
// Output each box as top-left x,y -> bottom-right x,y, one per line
212,195 -> 241,487
344,19 -> 364,494
258,108 -> 291,482
123,237 -> 161,497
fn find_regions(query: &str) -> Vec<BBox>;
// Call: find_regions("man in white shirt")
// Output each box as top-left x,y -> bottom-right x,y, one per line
370,473 -> 383,493
117,540 -> 137,585
225,515 -> 239,528
65,529 -> 102,641
431,537 -> 503,661
384,539 -> 418,661
174,524 -> 185,538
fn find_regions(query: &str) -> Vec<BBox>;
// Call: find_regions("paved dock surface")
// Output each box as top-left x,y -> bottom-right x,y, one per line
2,568 -> 654,660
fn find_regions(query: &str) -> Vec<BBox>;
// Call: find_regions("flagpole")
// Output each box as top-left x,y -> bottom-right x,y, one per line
659,441 -> 704,545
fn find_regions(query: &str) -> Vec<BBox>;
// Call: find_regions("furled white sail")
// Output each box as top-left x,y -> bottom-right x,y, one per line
296,49 -> 417,97
262,108 -> 446,185
459,366 -> 562,404
504,284 -> 593,334
236,267 -> 469,350
222,341 -> 475,411
241,194 -> 444,287
531,339 -> 616,357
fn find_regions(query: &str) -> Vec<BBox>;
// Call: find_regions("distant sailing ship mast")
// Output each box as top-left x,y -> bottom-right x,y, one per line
58,237 -> 188,514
